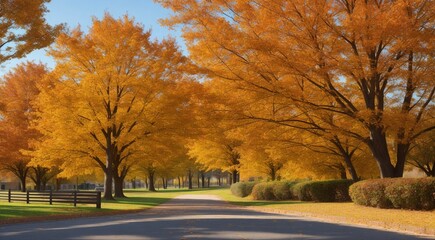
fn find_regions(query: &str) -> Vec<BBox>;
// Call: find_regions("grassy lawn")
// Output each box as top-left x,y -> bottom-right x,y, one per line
0,188 -> 223,222
1,187 -> 434,235
0,189 -> 189,223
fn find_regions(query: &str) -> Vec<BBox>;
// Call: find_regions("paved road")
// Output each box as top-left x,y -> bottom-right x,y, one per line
0,194 -> 432,240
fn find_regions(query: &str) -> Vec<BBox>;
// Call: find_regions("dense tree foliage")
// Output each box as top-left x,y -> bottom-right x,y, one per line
158,0 -> 434,178
0,0 -> 62,64
0,2 -> 433,196
0,62 -> 47,191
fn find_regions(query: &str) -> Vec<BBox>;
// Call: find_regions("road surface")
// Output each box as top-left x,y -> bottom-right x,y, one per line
0,194 -> 432,240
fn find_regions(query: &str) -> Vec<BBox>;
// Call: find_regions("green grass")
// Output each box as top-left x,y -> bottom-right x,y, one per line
0,188 -> 191,222
0,187 -> 229,222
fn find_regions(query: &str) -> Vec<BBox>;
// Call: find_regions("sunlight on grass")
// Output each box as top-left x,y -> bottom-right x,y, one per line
0,188 -> 187,221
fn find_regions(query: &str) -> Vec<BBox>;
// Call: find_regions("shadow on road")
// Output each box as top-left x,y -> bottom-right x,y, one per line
0,195 -> 431,240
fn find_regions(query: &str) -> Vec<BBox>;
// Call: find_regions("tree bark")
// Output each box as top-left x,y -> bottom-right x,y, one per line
187,170 -> 193,189
132,178 -> 136,189
148,169 -> 156,192
367,127 -> 396,178
343,155 -> 359,181
161,177 -> 167,189
231,170 -> 238,184
201,172 -> 205,188
103,148 -> 114,200
339,164 -> 347,180
395,143 -> 409,177
113,174 -> 126,198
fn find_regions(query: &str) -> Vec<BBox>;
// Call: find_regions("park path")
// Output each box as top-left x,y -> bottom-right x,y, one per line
0,194 -> 432,240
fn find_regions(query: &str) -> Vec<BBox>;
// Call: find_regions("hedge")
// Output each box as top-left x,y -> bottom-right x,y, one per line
230,181 -> 257,198
291,181 -> 313,201
291,180 -> 354,202
251,182 -> 275,200
349,178 -> 435,210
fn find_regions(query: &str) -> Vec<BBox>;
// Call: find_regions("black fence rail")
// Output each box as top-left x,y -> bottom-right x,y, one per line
0,190 -> 101,208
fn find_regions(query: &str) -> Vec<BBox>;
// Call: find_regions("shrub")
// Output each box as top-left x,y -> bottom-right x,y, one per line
291,181 -> 313,201
349,178 -> 435,210
307,179 -> 354,202
230,181 -> 257,198
272,181 -> 292,200
251,182 -> 275,200
286,181 -> 301,200
385,178 -> 435,210
291,180 -> 353,202
349,179 -> 394,208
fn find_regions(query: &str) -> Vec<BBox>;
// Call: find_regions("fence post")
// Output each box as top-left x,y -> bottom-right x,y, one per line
96,191 -> 101,209
73,191 -> 77,207
49,190 -> 53,205
8,189 -> 11,203
26,190 -> 30,204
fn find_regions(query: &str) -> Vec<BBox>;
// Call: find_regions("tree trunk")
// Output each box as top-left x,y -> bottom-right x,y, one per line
269,165 -> 276,181
395,143 -> 409,177
148,168 -> 156,192
161,177 -> 167,189
231,170 -> 238,184
178,176 -> 181,188
367,127 -> 396,178
8,161 -> 29,192
132,178 -> 136,189
103,150 -> 114,200
187,170 -> 193,189
207,177 -> 210,188
343,155 -> 359,181
17,173 -> 27,192
201,172 -> 205,188
113,175 -> 126,198
144,177 -> 149,189
103,167 -> 114,200
339,164 -> 347,180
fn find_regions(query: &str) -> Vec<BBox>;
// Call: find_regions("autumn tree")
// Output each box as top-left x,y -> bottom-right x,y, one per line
0,62 -> 47,191
158,0 -> 435,178
0,0 -> 62,64
32,14 -> 191,199
28,165 -> 58,191
188,135 -> 241,183
408,132 -> 435,176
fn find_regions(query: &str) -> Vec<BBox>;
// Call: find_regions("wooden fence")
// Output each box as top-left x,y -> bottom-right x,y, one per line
0,190 -> 101,208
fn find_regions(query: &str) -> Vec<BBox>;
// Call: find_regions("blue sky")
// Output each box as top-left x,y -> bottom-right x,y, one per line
1,0 -> 183,75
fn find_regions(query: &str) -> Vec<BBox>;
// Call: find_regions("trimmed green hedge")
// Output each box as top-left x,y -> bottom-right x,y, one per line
291,180 -> 354,202
251,181 -> 300,200
249,179 -> 352,202
349,178 -> 435,210
230,181 -> 257,197
291,181 -> 313,201
251,182 -> 275,200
